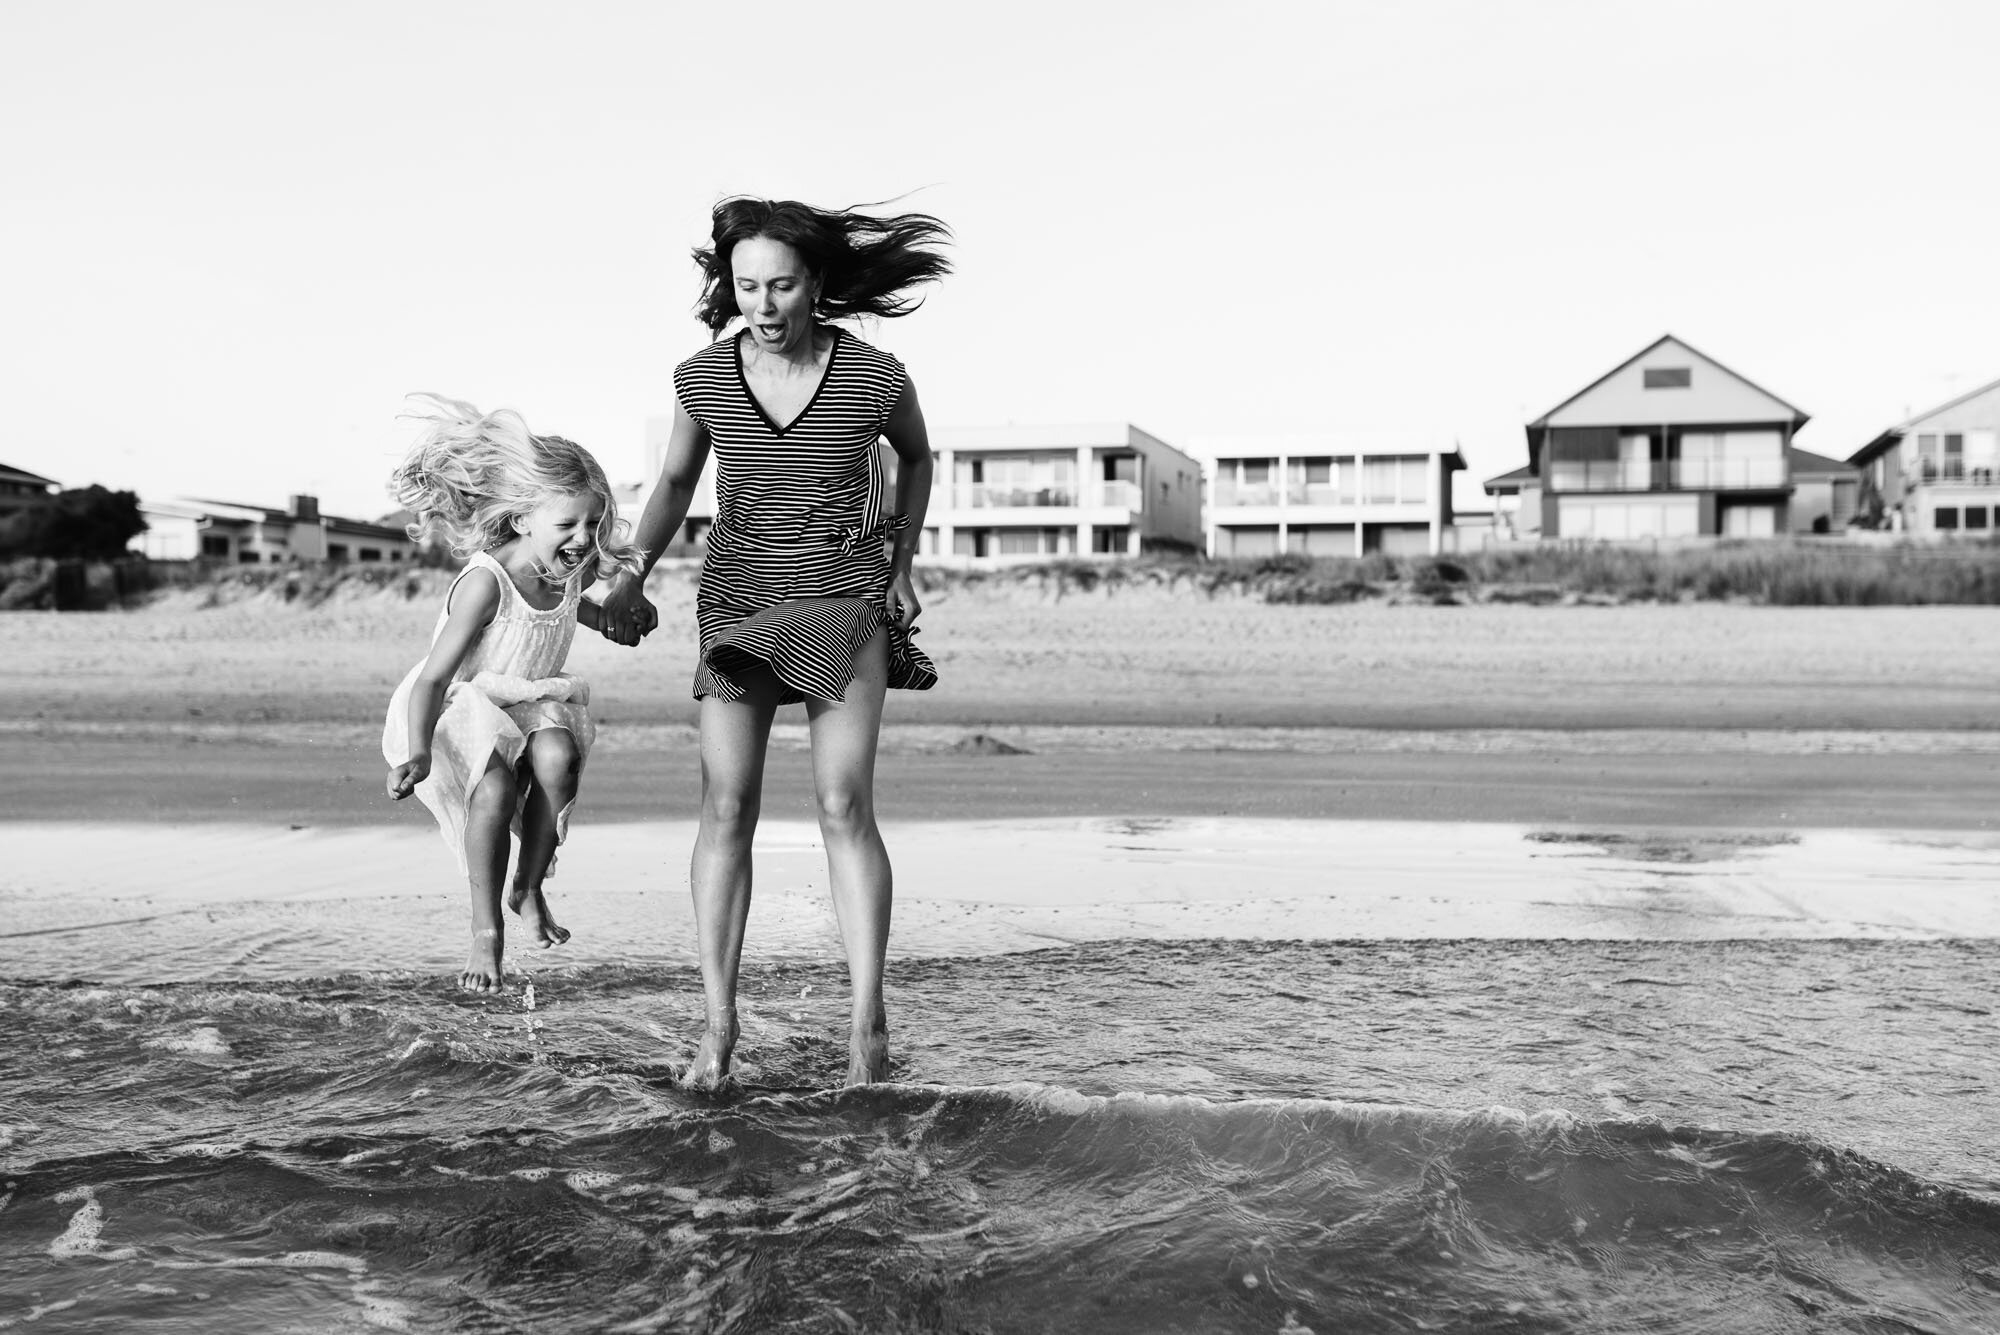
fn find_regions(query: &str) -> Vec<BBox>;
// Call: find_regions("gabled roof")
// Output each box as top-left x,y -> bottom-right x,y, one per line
1482,463 -> 1536,495
1785,446 -> 1855,476
1848,429 -> 1901,467
1850,373 -> 2000,465
1905,373 -> 2000,431
0,462 -> 59,488
1528,334 -> 1810,431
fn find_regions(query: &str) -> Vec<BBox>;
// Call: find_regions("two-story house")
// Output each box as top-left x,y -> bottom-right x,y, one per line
920,424 -> 1202,560
1487,335 -> 1847,541
1848,377 -> 2000,537
1199,434 -> 1464,557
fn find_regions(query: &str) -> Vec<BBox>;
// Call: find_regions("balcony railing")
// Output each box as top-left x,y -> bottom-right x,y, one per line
1669,458 -> 1786,489
948,484 -> 1078,509
1912,462 -> 2000,486
1212,483 -> 1280,507
1547,458 -> 1786,491
1093,480 -> 1142,509
1546,461 -> 1655,492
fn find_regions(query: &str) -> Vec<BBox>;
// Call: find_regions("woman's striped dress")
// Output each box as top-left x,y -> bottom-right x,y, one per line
673,326 -> 937,705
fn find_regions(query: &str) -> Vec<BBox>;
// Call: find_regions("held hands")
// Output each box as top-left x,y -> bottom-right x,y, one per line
597,574 -> 659,648
388,753 -> 431,800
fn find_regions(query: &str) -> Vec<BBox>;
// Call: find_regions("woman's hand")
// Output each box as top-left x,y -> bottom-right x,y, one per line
597,573 -> 658,647
887,568 -> 921,629
388,753 -> 431,799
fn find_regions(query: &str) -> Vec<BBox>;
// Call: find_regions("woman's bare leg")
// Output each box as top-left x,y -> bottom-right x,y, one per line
461,754 -> 518,993
682,682 -> 779,1089
510,728 -> 580,947
804,631 -> 892,1085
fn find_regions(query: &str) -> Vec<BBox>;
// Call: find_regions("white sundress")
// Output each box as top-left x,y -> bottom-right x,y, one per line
381,550 -> 595,876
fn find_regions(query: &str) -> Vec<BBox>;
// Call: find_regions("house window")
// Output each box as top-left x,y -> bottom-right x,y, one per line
1965,507 -> 1990,531
1643,367 -> 1692,389
1091,526 -> 1129,553
327,544 -> 349,561
201,535 -> 231,557
359,547 -> 382,561
1935,507 -> 1960,530
238,550 -> 259,563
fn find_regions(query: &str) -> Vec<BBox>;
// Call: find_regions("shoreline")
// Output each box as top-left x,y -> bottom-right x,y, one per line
8,817 -> 1999,988
5,730 -> 1996,831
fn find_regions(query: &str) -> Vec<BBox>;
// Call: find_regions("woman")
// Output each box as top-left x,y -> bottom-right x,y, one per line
598,197 -> 947,1088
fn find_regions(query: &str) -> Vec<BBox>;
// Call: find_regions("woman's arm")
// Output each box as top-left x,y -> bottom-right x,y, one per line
881,376 -> 934,629
576,597 -> 603,634
598,402 -> 711,647
387,569 -> 502,799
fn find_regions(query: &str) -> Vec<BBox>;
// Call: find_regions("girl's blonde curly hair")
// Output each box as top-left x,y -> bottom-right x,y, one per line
389,393 -> 643,580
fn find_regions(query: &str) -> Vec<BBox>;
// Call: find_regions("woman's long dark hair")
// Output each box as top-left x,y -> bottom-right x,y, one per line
693,197 -> 952,334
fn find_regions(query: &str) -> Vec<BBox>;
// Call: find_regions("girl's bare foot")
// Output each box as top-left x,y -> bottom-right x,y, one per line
846,1017 -> 889,1087
679,1011 -> 739,1092
461,928 -> 504,993
506,881 -> 571,948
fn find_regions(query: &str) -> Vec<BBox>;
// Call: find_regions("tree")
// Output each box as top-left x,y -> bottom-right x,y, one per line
0,486 -> 148,560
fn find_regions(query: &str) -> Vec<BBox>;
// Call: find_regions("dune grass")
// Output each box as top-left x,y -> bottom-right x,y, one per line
8,539 -> 2000,611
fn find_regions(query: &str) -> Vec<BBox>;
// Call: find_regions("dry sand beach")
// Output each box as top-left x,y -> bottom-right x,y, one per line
3,567 -> 1998,830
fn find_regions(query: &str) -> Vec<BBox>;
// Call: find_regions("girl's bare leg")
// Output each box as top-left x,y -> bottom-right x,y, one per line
510,728 -> 580,947
804,631 -> 892,1086
682,679 -> 779,1089
461,754 -> 518,993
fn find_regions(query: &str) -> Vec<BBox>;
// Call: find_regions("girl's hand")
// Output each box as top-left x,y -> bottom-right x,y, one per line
388,755 -> 431,799
887,568 -> 921,629
598,574 -> 658,647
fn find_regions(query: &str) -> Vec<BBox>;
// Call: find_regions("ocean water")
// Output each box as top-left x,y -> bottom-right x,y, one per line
7,924 -> 2000,1333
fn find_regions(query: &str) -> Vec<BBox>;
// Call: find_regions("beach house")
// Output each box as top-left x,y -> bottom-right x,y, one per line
1848,377 -> 2000,537
0,462 -> 59,521
1486,335 -> 1851,541
132,494 -> 416,563
919,424 -> 1202,560
1197,435 -> 1464,557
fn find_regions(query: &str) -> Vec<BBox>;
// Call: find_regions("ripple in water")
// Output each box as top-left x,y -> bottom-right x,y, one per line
3,941 -> 1999,1332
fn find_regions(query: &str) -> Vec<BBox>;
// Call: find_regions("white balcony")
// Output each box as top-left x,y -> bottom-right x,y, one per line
1670,458 -> 1786,489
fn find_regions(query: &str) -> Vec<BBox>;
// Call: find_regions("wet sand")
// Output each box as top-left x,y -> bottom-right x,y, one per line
6,723 -> 1997,830
9,817 -> 2000,988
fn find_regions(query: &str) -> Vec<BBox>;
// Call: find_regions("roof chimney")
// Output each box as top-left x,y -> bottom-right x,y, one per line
290,494 -> 319,521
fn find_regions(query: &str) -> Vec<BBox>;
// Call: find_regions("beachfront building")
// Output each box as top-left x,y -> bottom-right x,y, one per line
131,494 -> 417,563
617,415 -> 721,556
919,424 -> 1202,560
1848,377 -> 2000,538
1486,334 -> 1853,541
1197,434 -> 1464,557
0,462 -> 59,520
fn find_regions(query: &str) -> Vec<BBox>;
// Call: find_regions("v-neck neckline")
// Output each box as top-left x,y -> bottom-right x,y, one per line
734,327 -> 842,437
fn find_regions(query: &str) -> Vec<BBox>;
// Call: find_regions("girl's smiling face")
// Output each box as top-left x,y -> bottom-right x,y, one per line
514,492 -> 603,581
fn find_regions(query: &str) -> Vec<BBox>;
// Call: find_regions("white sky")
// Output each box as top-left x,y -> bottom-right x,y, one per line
5,0 -> 1998,519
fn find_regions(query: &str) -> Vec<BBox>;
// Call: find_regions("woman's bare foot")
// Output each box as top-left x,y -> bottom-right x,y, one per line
846,1017 -> 890,1086
679,1011 -> 739,1092
461,928 -> 504,993
506,881 -> 571,948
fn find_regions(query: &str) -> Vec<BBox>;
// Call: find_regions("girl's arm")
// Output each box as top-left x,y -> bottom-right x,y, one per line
598,401 -> 711,647
881,376 -> 934,629
387,568 -> 503,799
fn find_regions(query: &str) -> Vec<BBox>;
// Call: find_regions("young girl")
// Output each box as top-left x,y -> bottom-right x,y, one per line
382,394 -> 643,993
